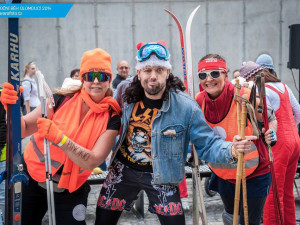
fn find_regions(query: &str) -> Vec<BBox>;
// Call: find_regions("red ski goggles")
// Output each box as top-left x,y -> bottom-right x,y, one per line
137,43 -> 170,62
82,72 -> 111,82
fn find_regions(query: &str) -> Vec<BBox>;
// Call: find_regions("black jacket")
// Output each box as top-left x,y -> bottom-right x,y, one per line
0,91 -> 7,153
112,74 -> 126,89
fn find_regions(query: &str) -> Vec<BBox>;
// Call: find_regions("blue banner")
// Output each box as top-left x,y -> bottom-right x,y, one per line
0,3 -> 73,18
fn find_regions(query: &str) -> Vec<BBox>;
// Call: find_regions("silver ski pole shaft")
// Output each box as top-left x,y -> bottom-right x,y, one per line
36,71 -> 56,225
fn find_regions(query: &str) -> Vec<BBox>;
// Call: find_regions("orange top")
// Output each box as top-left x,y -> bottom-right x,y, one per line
24,88 -> 121,192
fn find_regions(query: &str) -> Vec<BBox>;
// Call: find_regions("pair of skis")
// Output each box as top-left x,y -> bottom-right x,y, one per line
164,6 -> 208,225
6,1 -> 29,224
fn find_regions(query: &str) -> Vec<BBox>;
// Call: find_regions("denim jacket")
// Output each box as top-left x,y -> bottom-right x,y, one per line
110,90 -> 233,185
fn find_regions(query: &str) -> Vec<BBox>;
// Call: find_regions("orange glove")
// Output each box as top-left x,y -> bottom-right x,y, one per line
37,118 -> 63,144
0,82 -> 23,110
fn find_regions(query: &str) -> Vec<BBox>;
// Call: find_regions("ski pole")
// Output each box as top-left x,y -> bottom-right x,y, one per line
233,90 -> 249,225
36,71 -> 56,225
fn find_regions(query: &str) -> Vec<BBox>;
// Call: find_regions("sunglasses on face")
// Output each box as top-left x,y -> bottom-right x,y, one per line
82,72 -> 111,82
137,43 -> 170,62
198,70 -> 222,80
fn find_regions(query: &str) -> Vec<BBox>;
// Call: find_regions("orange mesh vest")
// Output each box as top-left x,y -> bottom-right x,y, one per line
201,88 -> 259,180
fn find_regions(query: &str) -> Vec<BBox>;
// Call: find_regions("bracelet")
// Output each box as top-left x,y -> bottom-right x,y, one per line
57,135 -> 68,147
231,145 -> 238,159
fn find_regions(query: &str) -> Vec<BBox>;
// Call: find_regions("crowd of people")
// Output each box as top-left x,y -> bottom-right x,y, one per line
0,40 -> 299,225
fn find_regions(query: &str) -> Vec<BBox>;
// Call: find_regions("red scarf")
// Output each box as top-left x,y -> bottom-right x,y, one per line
198,81 -> 235,123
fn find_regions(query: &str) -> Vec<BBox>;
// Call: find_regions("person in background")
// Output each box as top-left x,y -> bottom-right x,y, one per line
21,61 -> 41,115
195,55 -> 277,225
112,60 -> 130,89
61,68 -> 82,90
70,68 -> 80,80
232,69 -> 240,79
240,61 -> 300,225
0,48 -> 121,225
70,69 -> 80,80
256,53 -> 277,77
95,40 -> 257,225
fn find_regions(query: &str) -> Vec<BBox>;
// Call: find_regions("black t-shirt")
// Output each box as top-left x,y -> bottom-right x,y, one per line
116,95 -> 163,172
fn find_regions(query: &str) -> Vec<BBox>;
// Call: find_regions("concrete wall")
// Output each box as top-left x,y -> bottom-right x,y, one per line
1,0 -> 300,98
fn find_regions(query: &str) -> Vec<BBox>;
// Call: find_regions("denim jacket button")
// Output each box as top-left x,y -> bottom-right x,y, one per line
173,136 -> 176,140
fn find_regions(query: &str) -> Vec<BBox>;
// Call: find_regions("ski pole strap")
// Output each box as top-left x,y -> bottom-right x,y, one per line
0,170 -> 7,184
10,170 -> 29,185
0,145 -> 6,161
57,135 -> 68,147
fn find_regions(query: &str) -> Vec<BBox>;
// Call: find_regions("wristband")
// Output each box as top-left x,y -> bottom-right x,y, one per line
270,129 -> 277,147
231,145 -> 238,159
229,145 -> 238,164
57,135 -> 68,147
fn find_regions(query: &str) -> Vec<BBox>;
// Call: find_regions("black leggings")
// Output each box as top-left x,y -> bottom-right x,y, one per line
95,207 -> 185,225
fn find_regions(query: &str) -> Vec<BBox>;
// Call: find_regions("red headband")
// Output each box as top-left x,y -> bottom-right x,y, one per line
198,58 -> 227,72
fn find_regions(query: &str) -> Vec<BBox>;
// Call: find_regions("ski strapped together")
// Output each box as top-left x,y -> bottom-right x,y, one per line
6,0 -> 29,224
35,71 -> 56,225
164,5 -> 208,225
164,9 -> 188,93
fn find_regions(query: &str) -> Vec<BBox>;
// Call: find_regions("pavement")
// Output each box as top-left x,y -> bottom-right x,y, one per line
84,176 -> 300,225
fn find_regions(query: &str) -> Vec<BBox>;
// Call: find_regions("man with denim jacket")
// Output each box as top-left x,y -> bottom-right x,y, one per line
95,40 -> 256,225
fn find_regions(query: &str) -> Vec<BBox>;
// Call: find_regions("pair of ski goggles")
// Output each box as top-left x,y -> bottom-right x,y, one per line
137,43 -> 170,62
198,70 -> 222,80
82,71 -> 111,82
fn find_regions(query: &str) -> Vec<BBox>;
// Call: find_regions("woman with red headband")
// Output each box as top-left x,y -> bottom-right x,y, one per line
195,54 -> 276,225
0,48 -> 121,225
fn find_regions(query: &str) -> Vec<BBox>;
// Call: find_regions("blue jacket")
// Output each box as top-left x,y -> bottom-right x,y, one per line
110,90 -> 233,185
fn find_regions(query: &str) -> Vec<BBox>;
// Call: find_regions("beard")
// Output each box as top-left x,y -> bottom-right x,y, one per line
144,81 -> 165,96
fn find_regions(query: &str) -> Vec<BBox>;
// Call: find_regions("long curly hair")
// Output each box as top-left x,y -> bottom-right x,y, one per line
123,73 -> 186,104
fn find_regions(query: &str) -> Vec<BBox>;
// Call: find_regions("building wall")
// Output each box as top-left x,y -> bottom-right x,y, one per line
1,0 -> 300,98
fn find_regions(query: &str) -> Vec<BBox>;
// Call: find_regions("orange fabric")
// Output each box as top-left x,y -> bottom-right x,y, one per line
24,88 -> 121,192
79,48 -> 113,82
37,118 -> 64,144
200,88 -> 259,180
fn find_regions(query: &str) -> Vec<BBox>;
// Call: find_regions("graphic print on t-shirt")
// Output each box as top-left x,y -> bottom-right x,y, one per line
118,99 -> 161,170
